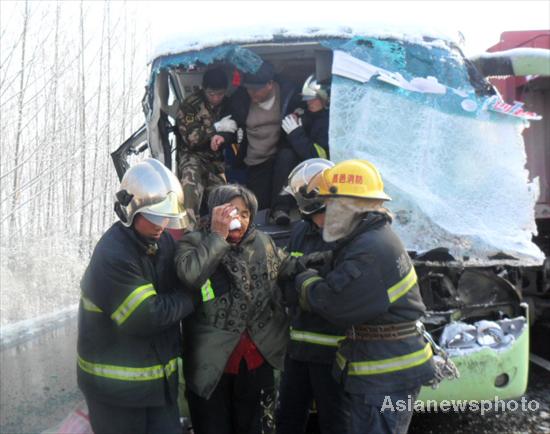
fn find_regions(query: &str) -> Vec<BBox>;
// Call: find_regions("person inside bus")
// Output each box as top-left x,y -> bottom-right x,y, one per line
175,67 -> 237,230
274,75 -> 331,224
227,60 -> 300,224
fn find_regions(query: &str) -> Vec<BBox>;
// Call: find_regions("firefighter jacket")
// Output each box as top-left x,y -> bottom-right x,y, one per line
297,212 -> 435,395
77,222 -> 196,407
175,89 -> 232,171
286,220 -> 346,364
174,226 -> 289,399
286,108 -> 330,161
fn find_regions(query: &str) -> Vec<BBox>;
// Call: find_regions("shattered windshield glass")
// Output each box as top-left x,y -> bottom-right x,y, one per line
151,44 -> 263,76
328,39 -> 544,265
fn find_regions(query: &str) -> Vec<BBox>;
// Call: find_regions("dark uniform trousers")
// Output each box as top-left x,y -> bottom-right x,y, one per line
246,147 -> 298,212
295,214 -> 436,434
276,356 -> 350,434
86,397 -> 181,434
276,220 -> 349,433
187,360 -> 275,434
348,387 -> 421,434
271,147 -> 299,213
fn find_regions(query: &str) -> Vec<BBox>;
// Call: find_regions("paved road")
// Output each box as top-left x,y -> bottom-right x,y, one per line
409,362 -> 550,434
0,321 -> 83,434
409,322 -> 550,434
1,320 -> 549,434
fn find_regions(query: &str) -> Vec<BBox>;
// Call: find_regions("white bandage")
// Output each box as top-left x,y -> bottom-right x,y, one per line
229,209 -> 241,230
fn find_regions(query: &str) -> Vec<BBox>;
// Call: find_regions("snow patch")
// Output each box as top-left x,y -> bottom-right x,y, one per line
150,21 -> 460,62
0,305 -> 77,349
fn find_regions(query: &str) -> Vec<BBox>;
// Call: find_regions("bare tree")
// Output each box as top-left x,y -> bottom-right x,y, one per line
45,1 -> 60,230
9,0 -> 30,238
101,0 -> 112,231
87,3 -> 107,249
78,1 -> 88,255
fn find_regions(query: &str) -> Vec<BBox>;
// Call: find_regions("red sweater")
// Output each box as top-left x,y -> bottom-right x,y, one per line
224,331 -> 264,374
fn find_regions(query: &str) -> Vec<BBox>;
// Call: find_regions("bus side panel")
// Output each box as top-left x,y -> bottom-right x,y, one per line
418,312 -> 529,403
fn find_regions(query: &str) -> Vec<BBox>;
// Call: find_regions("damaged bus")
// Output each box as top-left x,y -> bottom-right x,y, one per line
113,24 -> 549,405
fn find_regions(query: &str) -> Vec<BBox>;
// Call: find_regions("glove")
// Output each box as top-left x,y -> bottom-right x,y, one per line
209,268 -> 231,298
278,250 -> 333,282
184,289 -> 203,308
282,282 -> 299,307
214,115 -> 237,133
278,255 -> 307,282
281,114 -> 302,134
301,251 -> 333,275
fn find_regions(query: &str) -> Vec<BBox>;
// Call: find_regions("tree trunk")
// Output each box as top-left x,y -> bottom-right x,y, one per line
78,0 -> 87,256
9,0 -> 29,241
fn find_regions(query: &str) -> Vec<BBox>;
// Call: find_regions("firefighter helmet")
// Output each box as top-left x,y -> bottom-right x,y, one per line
284,158 -> 335,215
307,159 -> 391,201
114,158 -> 189,229
301,75 -> 329,102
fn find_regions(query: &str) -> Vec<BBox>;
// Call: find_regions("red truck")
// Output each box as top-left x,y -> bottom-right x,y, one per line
485,30 -> 550,324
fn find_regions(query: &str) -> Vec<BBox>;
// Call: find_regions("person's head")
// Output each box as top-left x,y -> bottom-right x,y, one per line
114,158 -> 189,240
242,61 -> 275,104
301,75 -> 329,112
208,184 -> 258,244
133,214 -> 169,240
306,159 -> 391,241
284,158 -> 335,221
202,68 -> 228,107
310,212 -> 325,229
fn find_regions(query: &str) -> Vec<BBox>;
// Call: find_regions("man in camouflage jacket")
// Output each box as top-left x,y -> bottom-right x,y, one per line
175,68 -> 237,229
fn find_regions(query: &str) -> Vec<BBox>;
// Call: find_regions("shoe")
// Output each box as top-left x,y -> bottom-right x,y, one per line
273,209 -> 290,226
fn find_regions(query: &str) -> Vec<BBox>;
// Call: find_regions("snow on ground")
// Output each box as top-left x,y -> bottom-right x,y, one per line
0,234 -> 93,330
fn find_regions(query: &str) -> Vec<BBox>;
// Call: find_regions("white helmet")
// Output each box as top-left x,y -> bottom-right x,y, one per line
284,158 -> 335,215
114,158 -> 189,229
301,75 -> 329,102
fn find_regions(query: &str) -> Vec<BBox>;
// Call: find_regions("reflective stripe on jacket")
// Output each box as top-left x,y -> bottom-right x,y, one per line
301,213 -> 435,394
77,222 -> 194,407
286,220 -> 346,364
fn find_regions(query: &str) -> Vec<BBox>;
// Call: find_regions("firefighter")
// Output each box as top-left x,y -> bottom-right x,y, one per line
281,75 -> 330,161
293,159 -> 436,434
276,158 -> 350,434
271,76 -> 330,226
77,158 -> 199,434
175,67 -> 237,229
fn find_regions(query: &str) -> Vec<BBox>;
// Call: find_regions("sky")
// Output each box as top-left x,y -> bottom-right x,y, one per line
142,0 -> 550,56
1,1 -> 548,59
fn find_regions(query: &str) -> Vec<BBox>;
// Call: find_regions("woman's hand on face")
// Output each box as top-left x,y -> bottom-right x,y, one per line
210,203 -> 235,240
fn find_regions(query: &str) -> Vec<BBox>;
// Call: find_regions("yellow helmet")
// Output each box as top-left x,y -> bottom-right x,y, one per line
307,159 -> 391,201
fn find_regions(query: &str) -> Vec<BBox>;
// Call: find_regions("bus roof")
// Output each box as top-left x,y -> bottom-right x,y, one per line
150,22 -> 461,62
